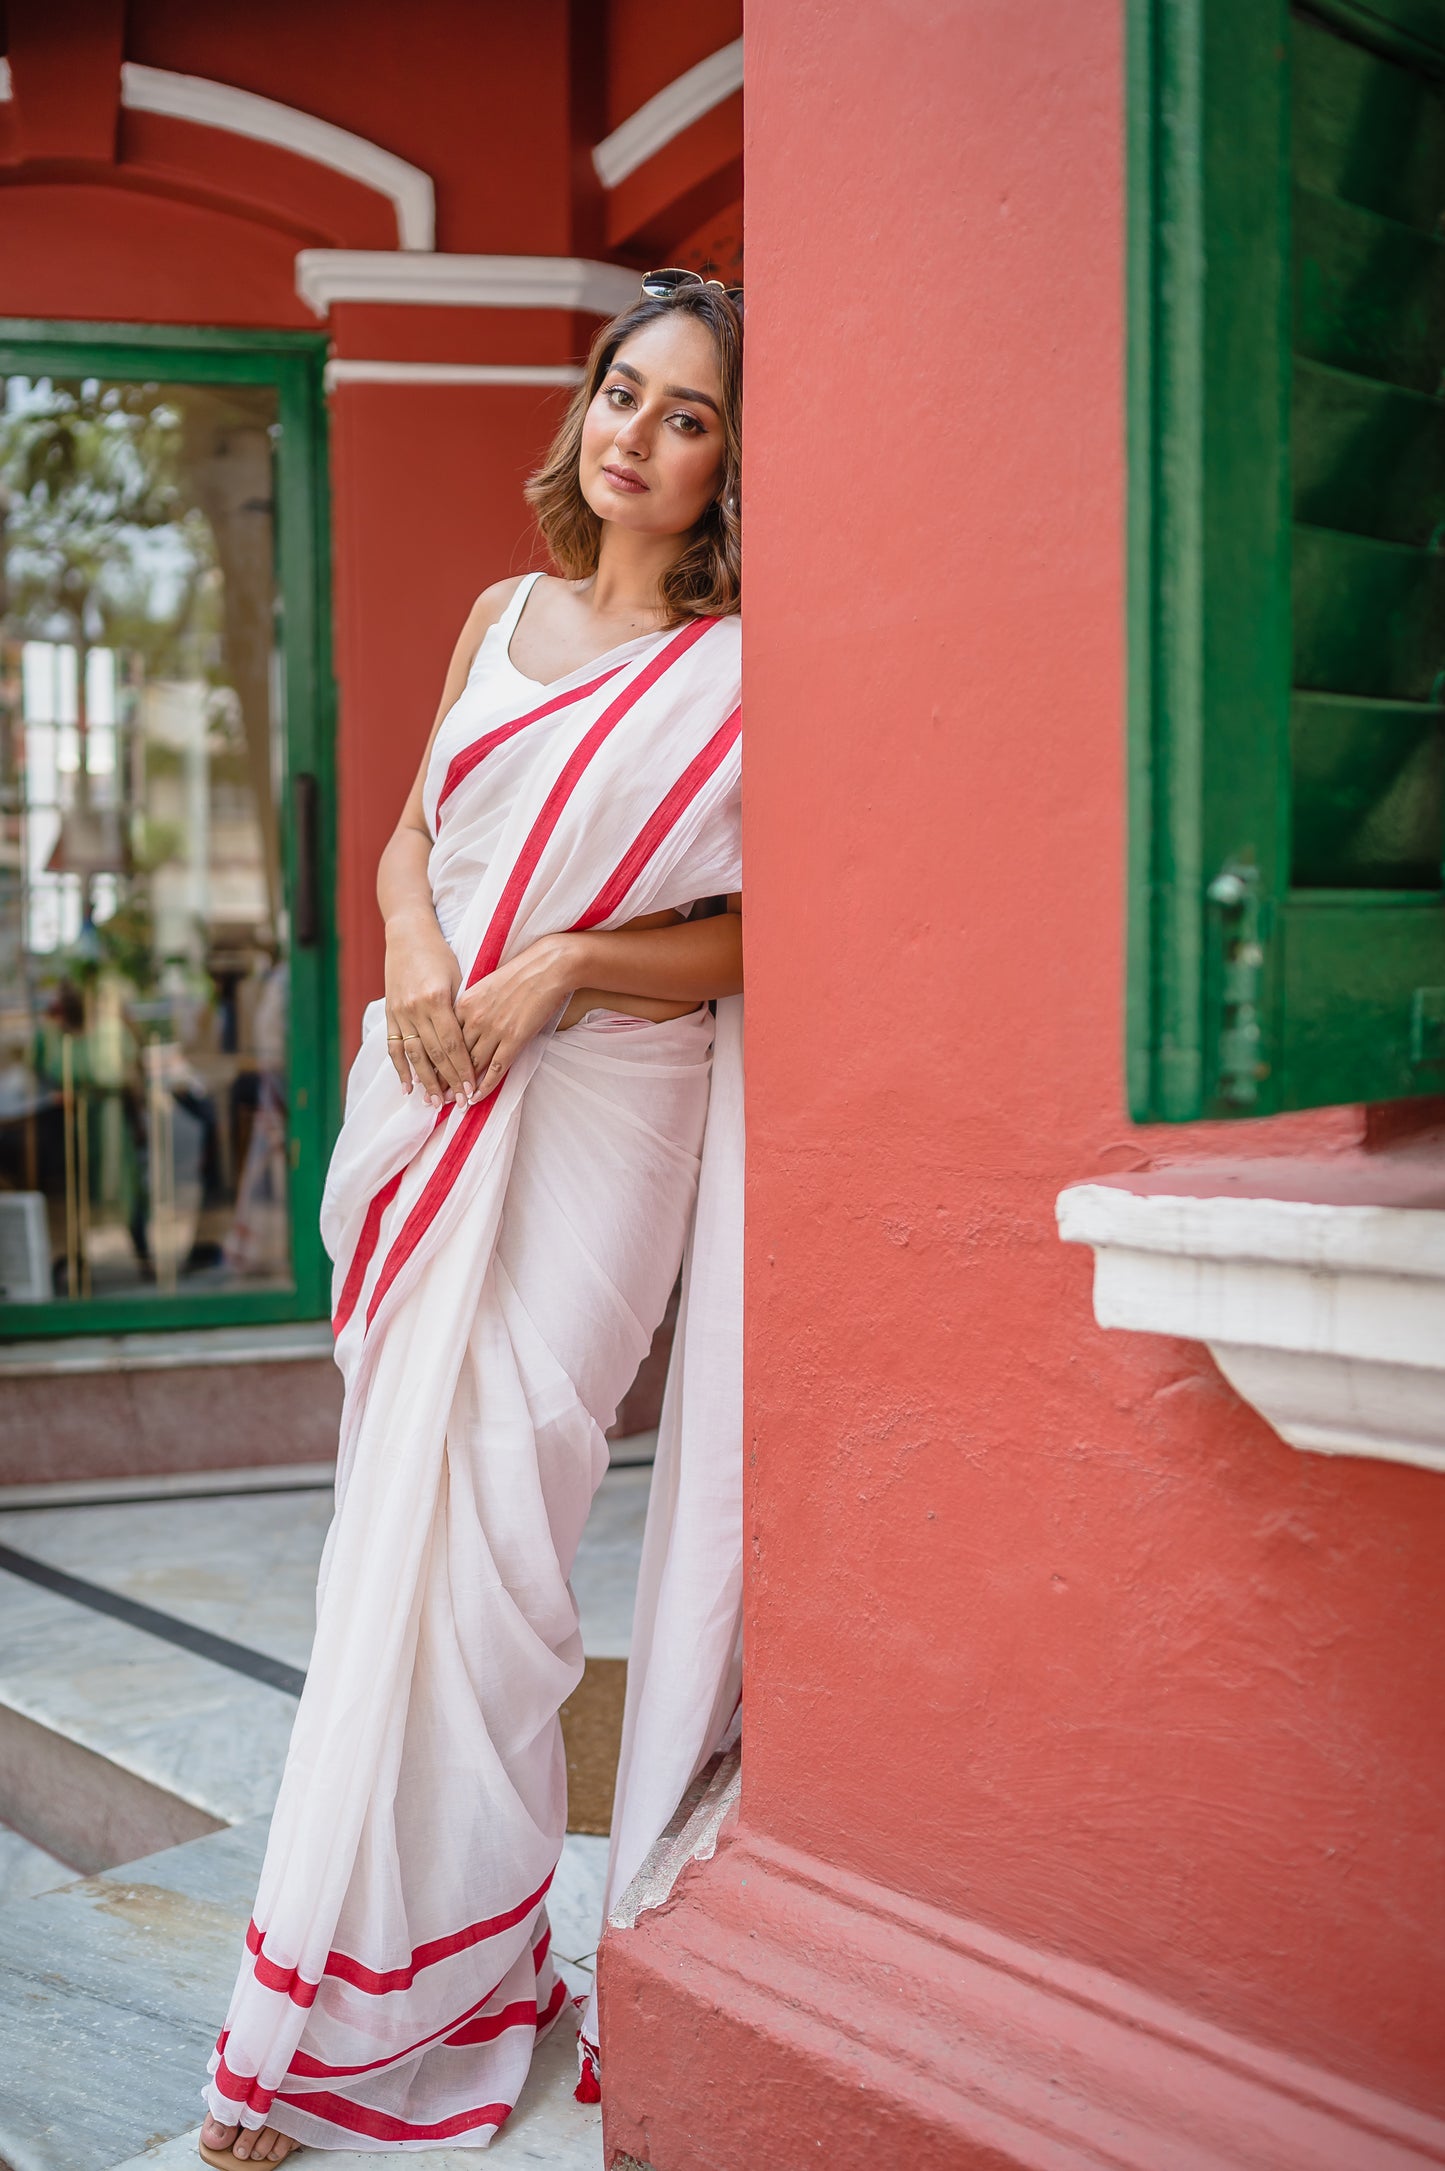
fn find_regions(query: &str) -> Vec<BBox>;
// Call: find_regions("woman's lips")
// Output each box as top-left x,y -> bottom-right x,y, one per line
601,464 -> 649,493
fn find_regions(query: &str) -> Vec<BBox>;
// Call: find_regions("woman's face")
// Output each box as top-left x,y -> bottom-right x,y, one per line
579,313 -> 728,540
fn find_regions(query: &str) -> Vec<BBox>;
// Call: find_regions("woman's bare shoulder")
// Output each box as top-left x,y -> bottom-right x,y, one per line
466,575 -> 529,638
447,574 -> 537,676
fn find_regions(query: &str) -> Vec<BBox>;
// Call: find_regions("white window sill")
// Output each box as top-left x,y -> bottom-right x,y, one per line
1056,1158 -> 1445,1475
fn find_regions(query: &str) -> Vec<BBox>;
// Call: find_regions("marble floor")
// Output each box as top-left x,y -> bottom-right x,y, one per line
0,1462 -> 652,1823
0,1821 -> 73,1903
0,1451 -> 655,2171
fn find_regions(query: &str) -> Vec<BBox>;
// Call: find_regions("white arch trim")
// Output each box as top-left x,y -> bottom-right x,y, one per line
325,359 -> 583,390
119,62 -> 435,251
0,58 -> 11,100
297,250 -> 639,318
592,38 -> 742,190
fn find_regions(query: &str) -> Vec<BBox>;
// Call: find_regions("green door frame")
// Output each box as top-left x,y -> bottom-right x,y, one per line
0,320 -> 339,1336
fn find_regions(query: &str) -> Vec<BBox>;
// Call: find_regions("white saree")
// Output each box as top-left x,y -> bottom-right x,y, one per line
203,578 -> 744,2148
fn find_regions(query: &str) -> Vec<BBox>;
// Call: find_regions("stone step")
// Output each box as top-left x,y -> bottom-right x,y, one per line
0,1485 -> 324,1866
0,1464 -> 651,1867
0,1821 -> 74,1904
0,1464 -> 646,2169
0,1818 -> 608,2171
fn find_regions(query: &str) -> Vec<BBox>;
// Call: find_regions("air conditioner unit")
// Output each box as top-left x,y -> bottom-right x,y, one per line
0,1193 -> 51,1302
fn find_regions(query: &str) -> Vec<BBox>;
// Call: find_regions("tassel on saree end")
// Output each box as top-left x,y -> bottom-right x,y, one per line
575,2042 -> 602,2103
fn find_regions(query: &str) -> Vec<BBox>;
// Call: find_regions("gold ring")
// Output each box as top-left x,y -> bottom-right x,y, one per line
386,1034 -> 405,1042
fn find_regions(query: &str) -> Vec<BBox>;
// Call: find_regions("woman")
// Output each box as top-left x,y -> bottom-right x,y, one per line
198,272 -> 745,2159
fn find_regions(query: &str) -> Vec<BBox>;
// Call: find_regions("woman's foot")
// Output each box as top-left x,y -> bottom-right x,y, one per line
200,2113 -> 298,2164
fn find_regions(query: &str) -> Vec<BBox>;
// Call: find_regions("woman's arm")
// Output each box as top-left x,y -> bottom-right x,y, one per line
456,897 -> 741,1097
378,579 -> 525,1105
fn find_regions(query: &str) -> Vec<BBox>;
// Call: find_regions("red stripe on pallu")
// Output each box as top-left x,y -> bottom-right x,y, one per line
272,2088 -> 514,2143
434,665 -> 625,827
359,617 -> 718,1335
361,1088 -> 499,1329
572,704 -> 741,932
463,616 -> 716,991
331,1105 -> 458,1337
330,1168 -> 405,1337
536,1974 -> 568,2030
336,619 -> 714,1338
532,1924 -> 551,1971
245,1869 -> 552,2006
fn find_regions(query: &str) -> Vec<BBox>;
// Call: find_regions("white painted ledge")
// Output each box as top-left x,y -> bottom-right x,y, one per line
324,358 -> 583,391
120,64 -> 435,250
296,250 -> 640,319
1057,1175 -> 1445,1474
592,39 -> 743,189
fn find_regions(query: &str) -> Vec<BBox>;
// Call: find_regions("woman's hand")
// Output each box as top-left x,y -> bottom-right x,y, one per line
383,907 -> 476,1107
454,935 -> 577,1099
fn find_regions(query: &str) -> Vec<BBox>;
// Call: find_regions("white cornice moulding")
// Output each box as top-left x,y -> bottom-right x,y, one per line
592,38 -> 743,189
1056,1181 -> 1445,1474
296,250 -> 639,319
325,359 -> 583,390
120,63 -> 435,250
0,58 -> 12,100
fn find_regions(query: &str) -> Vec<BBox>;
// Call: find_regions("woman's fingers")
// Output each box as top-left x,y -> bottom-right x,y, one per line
476,1043 -> 512,1097
401,1029 -> 446,1105
456,1009 -> 510,1099
427,1006 -> 476,1100
384,1011 -> 413,1093
408,996 -> 473,1101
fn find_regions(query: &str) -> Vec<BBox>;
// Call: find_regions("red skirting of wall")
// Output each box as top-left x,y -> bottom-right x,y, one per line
600,1820 -> 1445,2171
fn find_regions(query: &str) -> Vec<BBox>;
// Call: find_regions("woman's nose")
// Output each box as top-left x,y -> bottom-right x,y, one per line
613,410 -> 649,454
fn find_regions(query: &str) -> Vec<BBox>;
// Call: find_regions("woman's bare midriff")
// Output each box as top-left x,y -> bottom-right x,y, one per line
556,907 -> 703,1031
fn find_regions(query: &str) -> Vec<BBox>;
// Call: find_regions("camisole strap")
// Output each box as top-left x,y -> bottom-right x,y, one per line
494,569 -> 544,643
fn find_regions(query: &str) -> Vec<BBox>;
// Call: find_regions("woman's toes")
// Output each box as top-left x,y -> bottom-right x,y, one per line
200,2118 -> 239,2151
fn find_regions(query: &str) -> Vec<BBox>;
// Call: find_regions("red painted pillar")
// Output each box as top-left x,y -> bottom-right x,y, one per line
597,5 -> 1445,2166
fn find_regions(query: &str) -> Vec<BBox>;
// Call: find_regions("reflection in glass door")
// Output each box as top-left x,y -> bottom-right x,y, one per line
0,336 -> 333,1328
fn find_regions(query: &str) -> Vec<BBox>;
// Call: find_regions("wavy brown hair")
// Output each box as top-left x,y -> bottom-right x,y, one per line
524,285 -> 742,622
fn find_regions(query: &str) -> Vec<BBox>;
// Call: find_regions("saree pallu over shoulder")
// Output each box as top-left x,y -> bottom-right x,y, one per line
204,612 -> 743,2148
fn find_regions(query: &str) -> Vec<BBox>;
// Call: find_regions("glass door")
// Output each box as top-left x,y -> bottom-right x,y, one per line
0,328 -> 335,1333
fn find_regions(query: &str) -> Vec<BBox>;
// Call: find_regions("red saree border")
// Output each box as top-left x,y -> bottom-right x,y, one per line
272,2087 -> 514,2144
214,1928 -> 562,2108
434,663 -> 627,829
341,615 -> 721,1340
242,1867 -> 553,2008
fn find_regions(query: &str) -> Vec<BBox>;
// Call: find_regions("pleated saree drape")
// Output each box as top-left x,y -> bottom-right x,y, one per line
203,602 -> 744,2149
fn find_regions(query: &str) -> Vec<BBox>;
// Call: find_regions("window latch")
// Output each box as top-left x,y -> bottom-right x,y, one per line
1207,862 -> 1267,1108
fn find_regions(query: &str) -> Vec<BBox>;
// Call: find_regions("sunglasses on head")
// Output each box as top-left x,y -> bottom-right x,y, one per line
640,266 -> 743,305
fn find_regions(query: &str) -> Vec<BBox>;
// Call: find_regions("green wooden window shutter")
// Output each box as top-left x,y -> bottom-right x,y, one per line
1128,0 -> 1445,1120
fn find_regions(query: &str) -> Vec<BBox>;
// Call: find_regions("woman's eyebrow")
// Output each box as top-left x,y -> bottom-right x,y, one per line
608,359 -> 719,416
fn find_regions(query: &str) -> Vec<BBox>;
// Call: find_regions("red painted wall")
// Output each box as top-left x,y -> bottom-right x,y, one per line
1,0 -> 587,1049
738,0 -> 1443,2120
1,0 -> 740,1049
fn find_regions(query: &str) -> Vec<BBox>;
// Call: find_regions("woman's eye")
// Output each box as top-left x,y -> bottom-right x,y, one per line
670,412 -> 704,434
606,385 -> 634,407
